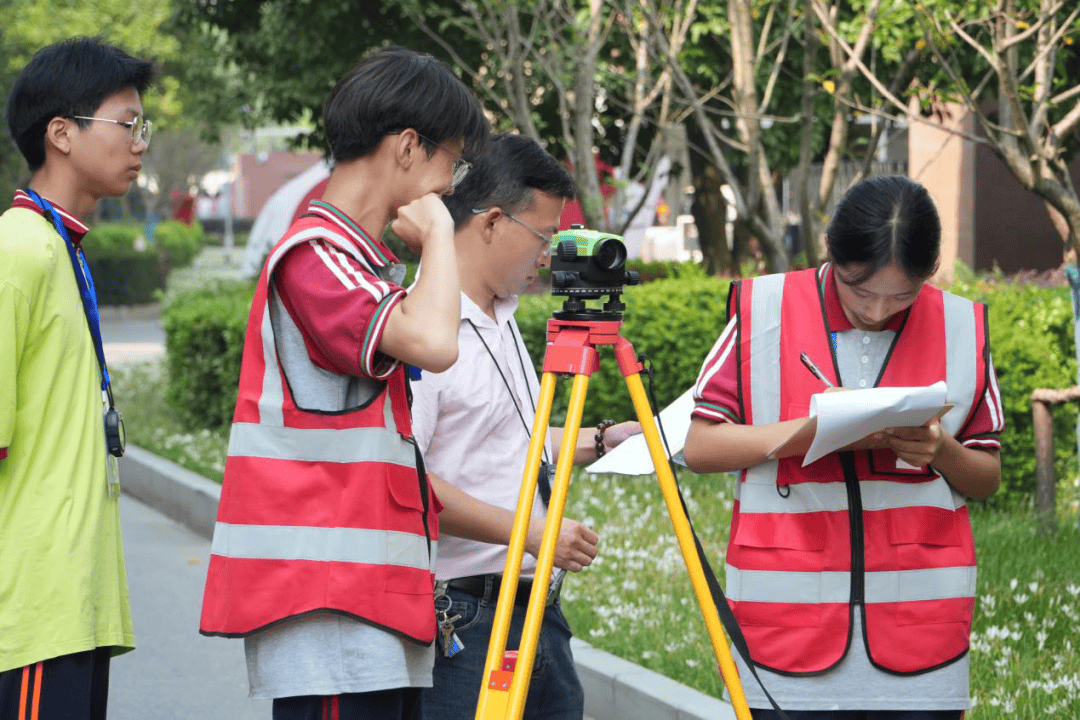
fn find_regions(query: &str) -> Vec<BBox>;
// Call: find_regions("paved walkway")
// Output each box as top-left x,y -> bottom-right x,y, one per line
110,494 -> 269,719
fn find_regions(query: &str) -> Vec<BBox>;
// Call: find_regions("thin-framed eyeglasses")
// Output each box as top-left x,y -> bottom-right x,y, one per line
472,208 -> 554,259
390,130 -> 471,186
70,115 -> 153,147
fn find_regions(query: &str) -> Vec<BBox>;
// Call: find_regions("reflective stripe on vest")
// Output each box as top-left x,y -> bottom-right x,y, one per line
228,423 -> 416,466
726,565 -> 977,604
212,522 -> 438,572
737,476 -> 966,515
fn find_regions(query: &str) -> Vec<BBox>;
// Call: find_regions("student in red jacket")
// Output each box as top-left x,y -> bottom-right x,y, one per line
684,176 -> 1003,720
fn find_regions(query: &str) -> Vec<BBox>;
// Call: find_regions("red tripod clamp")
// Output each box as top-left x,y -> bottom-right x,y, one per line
541,316 -> 644,378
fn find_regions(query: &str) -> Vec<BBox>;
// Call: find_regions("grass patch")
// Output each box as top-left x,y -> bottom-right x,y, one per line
112,361 -> 228,483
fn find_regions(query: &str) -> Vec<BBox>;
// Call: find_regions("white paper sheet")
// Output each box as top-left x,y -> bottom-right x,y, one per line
802,380 -> 950,465
584,387 -> 695,476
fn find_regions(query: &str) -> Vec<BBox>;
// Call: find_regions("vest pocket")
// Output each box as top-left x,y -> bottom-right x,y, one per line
885,506 -> 962,548
387,467 -> 425,513
731,512 -> 827,552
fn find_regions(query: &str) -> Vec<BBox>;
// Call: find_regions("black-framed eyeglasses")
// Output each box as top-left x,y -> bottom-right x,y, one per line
472,208 -> 554,259
70,114 -> 153,147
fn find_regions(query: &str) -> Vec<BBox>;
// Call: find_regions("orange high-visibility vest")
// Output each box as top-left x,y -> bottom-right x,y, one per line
199,216 -> 439,644
726,267 -> 989,674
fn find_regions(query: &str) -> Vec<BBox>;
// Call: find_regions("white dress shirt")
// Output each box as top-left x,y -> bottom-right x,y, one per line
410,292 -> 553,580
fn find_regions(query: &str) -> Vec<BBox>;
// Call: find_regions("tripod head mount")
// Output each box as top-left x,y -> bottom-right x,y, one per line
548,225 -> 639,321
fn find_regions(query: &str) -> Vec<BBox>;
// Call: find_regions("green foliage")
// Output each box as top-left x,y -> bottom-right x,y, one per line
161,280 -> 255,431
516,273 -> 731,427
85,246 -> 165,305
83,222 -> 141,253
624,259 -> 704,284
946,275 -> 1078,506
153,219 -> 204,269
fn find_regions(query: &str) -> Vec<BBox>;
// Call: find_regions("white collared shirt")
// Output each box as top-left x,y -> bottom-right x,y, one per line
411,292 -> 553,580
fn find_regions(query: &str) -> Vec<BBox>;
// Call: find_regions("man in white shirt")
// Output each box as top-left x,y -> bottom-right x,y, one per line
411,134 -> 638,720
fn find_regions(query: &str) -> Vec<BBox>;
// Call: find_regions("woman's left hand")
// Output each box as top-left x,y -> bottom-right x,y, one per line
883,419 -> 946,468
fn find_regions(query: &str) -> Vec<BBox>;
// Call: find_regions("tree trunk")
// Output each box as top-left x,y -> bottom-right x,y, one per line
691,165 -> 733,275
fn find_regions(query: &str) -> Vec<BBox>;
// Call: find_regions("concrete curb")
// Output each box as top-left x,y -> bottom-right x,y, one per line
119,446 -> 738,720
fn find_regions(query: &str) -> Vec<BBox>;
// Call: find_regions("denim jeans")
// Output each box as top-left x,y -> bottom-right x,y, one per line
421,577 -> 584,720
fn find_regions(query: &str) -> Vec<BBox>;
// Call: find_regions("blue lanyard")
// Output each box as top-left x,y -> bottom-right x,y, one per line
23,189 -> 112,397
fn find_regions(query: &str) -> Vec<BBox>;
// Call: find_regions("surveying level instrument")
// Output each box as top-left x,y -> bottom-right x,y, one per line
474,227 -> 754,720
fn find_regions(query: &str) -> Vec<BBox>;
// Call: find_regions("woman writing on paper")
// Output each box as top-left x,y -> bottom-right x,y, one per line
683,175 -> 1003,720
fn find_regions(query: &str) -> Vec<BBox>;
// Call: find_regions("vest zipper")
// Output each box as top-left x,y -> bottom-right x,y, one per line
838,451 -> 865,605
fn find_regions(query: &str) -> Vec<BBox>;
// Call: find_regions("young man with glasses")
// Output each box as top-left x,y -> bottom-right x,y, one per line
410,133 -> 639,720
0,37 -> 155,719
199,46 -> 491,720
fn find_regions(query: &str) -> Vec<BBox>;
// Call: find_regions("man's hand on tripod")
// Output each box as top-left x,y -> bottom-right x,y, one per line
526,517 -> 599,573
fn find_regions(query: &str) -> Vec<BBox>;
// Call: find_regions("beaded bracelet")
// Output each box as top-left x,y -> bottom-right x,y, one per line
594,419 -> 616,458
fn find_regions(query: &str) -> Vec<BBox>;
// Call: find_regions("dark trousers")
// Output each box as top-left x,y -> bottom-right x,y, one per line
751,711 -> 964,720
421,577 -> 583,720
273,689 -> 422,720
0,648 -> 111,720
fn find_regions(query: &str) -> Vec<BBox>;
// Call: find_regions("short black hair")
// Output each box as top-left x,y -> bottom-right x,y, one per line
323,45 -> 489,164
6,36 -> 157,172
826,175 -> 941,284
442,133 -> 575,228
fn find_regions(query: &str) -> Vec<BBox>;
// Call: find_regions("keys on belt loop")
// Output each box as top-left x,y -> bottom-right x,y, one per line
434,581 -> 465,658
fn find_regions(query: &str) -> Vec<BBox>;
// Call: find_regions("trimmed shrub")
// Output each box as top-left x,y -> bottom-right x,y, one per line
162,280 -> 255,430
625,259 -> 703,284
946,272 -> 1078,506
516,268 -> 732,427
84,223 -> 162,305
83,222 -> 141,253
154,220 -> 203,269
85,247 -> 165,305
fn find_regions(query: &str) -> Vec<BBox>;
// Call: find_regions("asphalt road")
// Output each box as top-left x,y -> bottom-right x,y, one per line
110,494 -> 270,719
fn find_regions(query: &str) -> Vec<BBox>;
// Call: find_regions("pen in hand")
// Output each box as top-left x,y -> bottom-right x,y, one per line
800,352 -> 835,388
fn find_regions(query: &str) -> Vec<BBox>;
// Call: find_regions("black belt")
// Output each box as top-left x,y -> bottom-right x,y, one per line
446,574 -> 541,606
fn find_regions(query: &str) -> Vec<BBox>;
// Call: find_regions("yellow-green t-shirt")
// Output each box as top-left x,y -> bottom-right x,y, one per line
0,205 -> 135,672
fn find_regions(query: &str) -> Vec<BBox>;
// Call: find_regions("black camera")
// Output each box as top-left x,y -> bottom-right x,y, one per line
104,406 -> 126,458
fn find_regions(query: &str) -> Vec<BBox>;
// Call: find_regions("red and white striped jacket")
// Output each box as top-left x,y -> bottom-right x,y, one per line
725,267 -> 993,675
199,214 -> 440,644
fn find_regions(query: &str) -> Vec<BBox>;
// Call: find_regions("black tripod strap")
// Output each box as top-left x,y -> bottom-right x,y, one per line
637,354 -> 788,719
675,482 -> 790,720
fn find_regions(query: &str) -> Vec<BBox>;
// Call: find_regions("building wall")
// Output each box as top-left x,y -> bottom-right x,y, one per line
909,104 -> 1076,278
232,151 -> 323,219
974,144 -> 1076,274
907,105 -> 975,283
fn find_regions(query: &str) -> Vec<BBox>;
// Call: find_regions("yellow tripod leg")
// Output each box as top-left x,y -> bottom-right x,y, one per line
623,371 -> 754,720
474,371 -> 560,720
502,373 -> 589,720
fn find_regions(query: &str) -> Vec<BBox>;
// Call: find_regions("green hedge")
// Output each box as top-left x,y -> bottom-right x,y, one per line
83,222 -> 141,253
946,271 -> 1078,506
82,220 -> 206,304
153,219 -> 204,269
161,280 -> 255,430
86,247 -> 165,305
